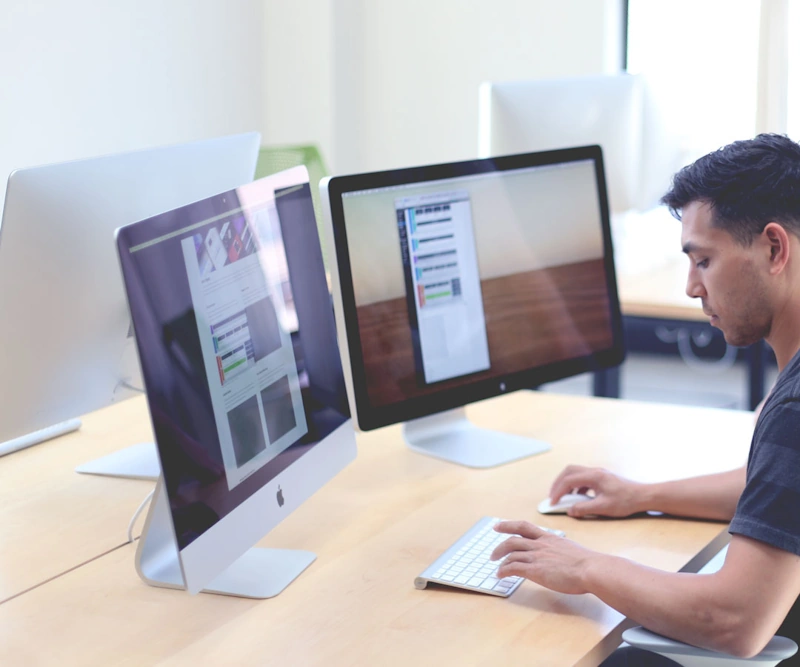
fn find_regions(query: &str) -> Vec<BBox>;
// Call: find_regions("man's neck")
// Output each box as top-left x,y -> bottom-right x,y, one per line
768,245 -> 800,372
766,294 -> 800,372
770,341 -> 800,373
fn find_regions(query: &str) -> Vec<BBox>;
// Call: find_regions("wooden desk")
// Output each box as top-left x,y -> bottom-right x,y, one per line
0,398 -> 154,603
0,392 -> 753,665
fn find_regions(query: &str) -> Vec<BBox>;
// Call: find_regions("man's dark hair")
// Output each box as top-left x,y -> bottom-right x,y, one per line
661,133 -> 800,245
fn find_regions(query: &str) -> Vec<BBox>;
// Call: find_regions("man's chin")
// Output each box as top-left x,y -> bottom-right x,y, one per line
721,330 -> 759,348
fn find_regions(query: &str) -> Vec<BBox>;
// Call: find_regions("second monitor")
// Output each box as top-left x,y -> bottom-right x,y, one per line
321,145 -> 625,468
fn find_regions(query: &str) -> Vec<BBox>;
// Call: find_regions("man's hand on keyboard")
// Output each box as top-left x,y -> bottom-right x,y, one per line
490,520 -> 593,595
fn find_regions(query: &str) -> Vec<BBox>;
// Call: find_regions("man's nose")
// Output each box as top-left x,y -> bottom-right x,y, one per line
685,267 -> 706,299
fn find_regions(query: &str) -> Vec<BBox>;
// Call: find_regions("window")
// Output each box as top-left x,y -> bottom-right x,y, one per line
627,0 -> 763,166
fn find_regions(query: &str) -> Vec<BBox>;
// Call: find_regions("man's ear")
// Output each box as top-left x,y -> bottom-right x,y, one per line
762,222 -> 791,274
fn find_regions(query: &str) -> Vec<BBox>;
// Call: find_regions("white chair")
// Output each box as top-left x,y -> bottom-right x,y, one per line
621,626 -> 797,667
620,544 -> 798,666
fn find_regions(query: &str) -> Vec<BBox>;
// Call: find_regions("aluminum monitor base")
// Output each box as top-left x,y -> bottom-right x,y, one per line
136,476 -> 315,598
75,442 -> 160,480
136,476 -> 316,599
403,407 -> 551,468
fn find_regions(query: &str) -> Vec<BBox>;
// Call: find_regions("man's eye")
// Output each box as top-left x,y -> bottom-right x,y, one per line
696,258 -> 709,268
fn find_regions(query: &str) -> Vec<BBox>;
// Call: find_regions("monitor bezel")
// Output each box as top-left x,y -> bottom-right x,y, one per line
324,145 -> 625,431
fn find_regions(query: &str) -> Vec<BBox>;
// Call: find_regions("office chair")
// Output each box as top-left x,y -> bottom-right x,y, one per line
621,626 -> 797,666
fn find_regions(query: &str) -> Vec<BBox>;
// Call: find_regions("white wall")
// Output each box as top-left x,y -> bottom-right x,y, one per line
0,0 -> 621,216
262,0 -> 622,174
262,0 -> 334,166
0,0 -> 265,219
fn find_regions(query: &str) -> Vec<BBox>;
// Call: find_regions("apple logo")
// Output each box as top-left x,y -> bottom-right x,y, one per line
276,485 -> 285,507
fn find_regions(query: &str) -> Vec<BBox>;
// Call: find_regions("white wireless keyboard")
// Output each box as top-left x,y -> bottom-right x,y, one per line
414,516 -> 565,597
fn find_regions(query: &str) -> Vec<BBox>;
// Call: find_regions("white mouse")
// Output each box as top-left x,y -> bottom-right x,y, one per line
537,492 -> 593,515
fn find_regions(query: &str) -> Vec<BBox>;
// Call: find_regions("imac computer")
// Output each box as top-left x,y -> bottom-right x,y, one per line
320,145 -> 625,468
116,165 -> 356,597
0,132 -> 261,479
478,74 -> 681,216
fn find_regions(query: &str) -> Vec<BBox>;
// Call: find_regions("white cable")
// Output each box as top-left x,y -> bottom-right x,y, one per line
127,488 -> 155,543
117,378 -> 145,394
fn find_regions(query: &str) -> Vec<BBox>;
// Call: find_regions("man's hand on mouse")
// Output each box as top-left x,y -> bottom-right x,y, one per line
548,465 -> 645,518
490,520 -> 595,594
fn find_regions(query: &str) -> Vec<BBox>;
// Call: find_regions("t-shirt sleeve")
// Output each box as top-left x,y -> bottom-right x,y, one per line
729,400 -> 800,555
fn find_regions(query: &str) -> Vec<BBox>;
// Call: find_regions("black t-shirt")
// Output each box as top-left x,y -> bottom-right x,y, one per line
729,347 -> 800,661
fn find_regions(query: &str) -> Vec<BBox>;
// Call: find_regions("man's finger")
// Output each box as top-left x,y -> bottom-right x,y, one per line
548,465 -> 589,497
490,535 -> 537,561
567,498 -> 601,518
550,465 -> 583,489
493,520 -> 546,539
496,553 -> 536,578
549,471 -> 599,503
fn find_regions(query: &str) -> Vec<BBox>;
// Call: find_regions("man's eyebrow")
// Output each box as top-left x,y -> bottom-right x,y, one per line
682,241 -> 709,255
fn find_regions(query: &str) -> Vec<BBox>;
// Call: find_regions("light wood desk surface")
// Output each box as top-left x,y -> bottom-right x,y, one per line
1,392 -> 753,666
0,398 -> 154,603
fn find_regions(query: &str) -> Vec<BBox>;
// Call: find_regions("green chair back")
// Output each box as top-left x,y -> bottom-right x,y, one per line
254,145 -> 329,256
255,144 -> 337,305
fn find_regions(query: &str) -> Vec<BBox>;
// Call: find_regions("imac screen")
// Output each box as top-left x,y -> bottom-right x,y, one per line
325,146 -> 624,430
117,168 -> 349,550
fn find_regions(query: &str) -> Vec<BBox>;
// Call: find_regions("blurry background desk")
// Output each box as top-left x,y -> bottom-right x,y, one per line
0,391 -> 753,666
594,209 -> 773,409
0,398 -> 154,603
617,255 -> 704,322
617,255 -> 771,410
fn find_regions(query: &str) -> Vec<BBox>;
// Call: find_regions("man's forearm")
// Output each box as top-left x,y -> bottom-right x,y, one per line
636,467 -> 745,521
581,554 -> 757,656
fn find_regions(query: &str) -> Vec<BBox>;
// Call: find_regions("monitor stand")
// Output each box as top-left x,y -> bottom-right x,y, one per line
402,407 -> 551,468
75,442 -> 160,480
136,476 -> 316,598
75,370 -> 161,480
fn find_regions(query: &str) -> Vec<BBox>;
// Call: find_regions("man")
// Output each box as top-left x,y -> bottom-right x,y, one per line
491,133 -> 800,664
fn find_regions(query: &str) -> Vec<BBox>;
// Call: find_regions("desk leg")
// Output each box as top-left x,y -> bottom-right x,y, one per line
593,367 -> 620,398
747,340 -> 767,411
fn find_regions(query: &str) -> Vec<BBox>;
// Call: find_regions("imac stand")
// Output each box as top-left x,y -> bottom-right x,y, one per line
75,369 -> 160,480
75,442 -> 160,480
136,476 -> 316,598
402,407 -> 551,468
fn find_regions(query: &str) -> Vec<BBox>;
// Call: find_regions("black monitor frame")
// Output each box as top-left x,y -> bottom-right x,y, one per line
325,145 -> 625,431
